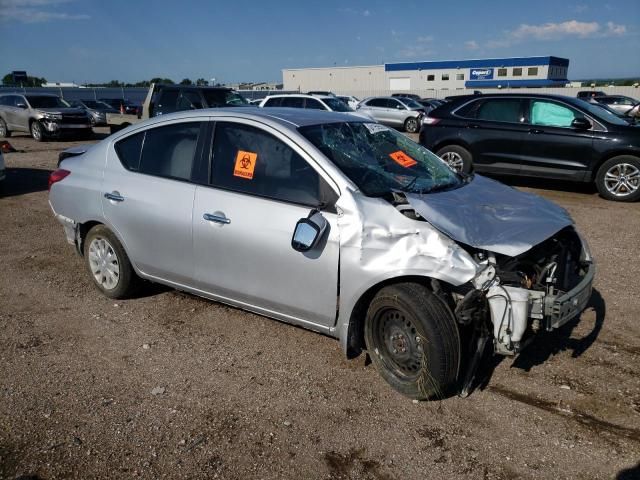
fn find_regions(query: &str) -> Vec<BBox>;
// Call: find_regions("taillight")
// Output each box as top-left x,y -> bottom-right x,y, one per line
48,169 -> 70,191
422,117 -> 440,125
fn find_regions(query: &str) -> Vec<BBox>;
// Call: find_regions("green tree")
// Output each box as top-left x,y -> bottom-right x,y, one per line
180,78 -> 193,85
195,78 -> 208,86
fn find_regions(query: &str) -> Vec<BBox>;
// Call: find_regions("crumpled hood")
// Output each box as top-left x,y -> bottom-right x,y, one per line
405,175 -> 573,257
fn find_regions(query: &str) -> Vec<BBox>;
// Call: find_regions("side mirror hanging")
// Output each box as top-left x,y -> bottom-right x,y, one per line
291,210 -> 328,252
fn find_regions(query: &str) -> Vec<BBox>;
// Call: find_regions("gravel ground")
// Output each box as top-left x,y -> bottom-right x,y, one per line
1,130 -> 639,480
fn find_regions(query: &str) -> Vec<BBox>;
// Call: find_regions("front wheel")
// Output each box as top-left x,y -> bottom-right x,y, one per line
84,225 -> 140,299
364,283 -> 460,400
404,117 -> 419,133
30,120 -> 44,142
595,156 -> 640,202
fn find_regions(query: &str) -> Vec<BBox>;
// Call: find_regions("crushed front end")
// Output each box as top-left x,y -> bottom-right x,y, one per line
462,226 -> 595,356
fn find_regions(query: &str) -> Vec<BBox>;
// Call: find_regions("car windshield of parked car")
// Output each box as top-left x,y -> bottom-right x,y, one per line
81,100 -> 100,109
203,90 -> 248,107
323,98 -> 353,112
299,122 -> 461,196
576,99 -> 630,125
26,96 -> 70,108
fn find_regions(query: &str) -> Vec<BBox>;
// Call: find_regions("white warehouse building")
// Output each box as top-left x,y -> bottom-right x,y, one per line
283,56 -> 570,94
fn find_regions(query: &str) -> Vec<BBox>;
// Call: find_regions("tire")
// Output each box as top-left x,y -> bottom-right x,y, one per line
30,120 -> 44,142
436,145 -> 473,174
595,155 -> 640,202
84,225 -> 140,299
0,117 -> 11,138
404,116 -> 419,133
364,283 -> 460,400
79,129 -> 94,140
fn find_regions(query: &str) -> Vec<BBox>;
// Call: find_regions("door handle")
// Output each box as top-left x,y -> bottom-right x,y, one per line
466,123 -> 480,129
529,128 -> 544,134
104,191 -> 125,202
203,213 -> 231,225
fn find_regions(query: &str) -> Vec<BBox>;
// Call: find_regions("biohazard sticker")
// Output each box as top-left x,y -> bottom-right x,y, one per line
389,150 -> 417,168
233,150 -> 258,179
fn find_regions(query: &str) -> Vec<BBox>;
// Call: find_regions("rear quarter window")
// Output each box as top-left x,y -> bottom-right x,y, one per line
114,132 -> 144,171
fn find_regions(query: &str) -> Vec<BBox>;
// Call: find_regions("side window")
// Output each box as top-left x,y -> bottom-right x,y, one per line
280,97 -> 304,108
386,99 -> 403,109
366,98 -> 386,108
210,122 -> 331,206
156,89 -> 179,113
138,122 -> 201,180
513,68 -> 522,77
497,68 -> 507,77
476,99 -> 523,123
454,99 -> 482,118
304,98 -> 326,110
114,132 -> 144,171
528,67 -> 538,76
530,101 -> 579,128
176,91 -> 203,111
263,97 -> 282,107
427,75 -> 435,81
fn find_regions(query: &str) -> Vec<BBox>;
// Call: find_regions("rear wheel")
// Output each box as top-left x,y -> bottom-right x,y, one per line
364,283 -> 460,400
595,155 -> 640,202
30,120 -> 44,142
84,225 -> 140,299
404,117 -> 419,133
0,118 -> 10,138
436,145 -> 472,174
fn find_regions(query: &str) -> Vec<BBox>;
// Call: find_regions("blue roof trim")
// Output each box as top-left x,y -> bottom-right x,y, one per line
385,56 -> 569,71
464,79 -> 569,88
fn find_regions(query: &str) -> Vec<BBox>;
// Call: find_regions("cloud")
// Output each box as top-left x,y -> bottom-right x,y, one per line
338,7 -> 371,17
363,9 -> 370,17
606,21 -> 626,35
464,40 -> 479,50
0,0 -> 89,22
486,19 -> 628,47
571,4 -> 589,13
397,35 -> 435,59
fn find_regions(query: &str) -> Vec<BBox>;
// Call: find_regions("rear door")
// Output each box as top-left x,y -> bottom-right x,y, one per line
519,98 -> 595,180
386,98 -> 408,127
455,97 -> 527,175
359,98 -> 388,123
192,119 -> 340,327
102,120 -> 206,284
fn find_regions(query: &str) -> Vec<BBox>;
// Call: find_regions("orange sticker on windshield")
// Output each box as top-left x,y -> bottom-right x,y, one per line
233,150 -> 257,179
389,150 -> 417,168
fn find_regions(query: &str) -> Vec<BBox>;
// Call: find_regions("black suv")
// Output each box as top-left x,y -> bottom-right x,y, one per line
149,86 -> 249,117
420,93 -> 640,202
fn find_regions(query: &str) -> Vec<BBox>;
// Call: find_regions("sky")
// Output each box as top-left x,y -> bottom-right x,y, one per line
0,0 -> 639,84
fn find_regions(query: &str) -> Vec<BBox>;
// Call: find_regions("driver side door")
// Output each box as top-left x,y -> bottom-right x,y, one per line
192,120 -> 341,328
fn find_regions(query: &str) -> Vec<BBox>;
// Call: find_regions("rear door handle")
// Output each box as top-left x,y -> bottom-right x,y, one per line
104,191 -> 125,202
203,213 -> 231,225
529,128 -> 544,134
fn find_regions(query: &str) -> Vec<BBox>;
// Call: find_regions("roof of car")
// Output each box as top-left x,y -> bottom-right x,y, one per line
0,92 -> 58,97
264,94 -> 334,100
131,107 -> 367,130
445,93 -> 591,106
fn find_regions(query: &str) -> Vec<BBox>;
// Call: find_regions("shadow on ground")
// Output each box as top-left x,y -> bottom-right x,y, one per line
0,167 -> 52,198
486,173 -> 598,196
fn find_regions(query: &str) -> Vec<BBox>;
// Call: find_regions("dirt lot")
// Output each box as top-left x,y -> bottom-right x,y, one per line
1,130 -> 639,480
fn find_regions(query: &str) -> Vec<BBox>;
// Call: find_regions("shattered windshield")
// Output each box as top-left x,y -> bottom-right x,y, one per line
299,122 -> 461,196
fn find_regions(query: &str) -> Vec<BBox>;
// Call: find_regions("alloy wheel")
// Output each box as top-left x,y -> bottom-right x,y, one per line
440,151 -> 464,172
31,122 -> 42,141
604,163 -> 640,197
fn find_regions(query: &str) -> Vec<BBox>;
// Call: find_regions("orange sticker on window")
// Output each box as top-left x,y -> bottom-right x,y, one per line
389,150 -> 417,168
233,150 -> 258,179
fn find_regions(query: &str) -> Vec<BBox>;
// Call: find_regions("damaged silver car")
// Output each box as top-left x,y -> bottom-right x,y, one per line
48,108 -> 595,399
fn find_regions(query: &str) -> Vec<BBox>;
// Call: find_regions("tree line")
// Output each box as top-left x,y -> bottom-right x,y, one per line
2,74 -> 216,88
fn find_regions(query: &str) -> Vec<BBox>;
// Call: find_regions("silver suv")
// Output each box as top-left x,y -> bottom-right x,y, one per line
357,96 -> 425,133
0,93 -> 92,141
48,108 -> 594,399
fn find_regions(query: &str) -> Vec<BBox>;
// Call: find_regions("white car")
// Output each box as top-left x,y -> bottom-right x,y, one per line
259,94 -> 374,120
337,95 -> 360,110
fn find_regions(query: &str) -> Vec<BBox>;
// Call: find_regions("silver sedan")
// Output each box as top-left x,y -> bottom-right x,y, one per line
49,108 -> 594,399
